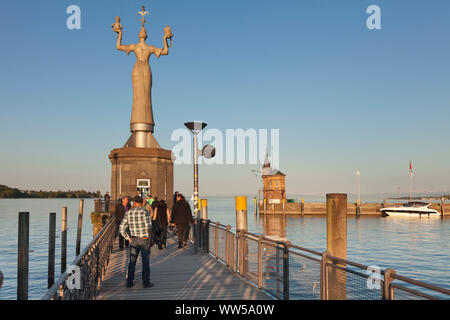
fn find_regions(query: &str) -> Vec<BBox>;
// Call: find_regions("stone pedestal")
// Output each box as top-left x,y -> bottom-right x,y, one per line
109,147 -> 174,208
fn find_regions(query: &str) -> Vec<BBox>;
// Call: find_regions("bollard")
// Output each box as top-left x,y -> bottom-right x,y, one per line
61,207 -> 68,274
236,197 -> 248,276
48,212 -> 56,289
326,193 -> 347,300
235,197 -> 248,232
17,212 -> 29,300
200,199 -> 208,220
76,200 -> 84,256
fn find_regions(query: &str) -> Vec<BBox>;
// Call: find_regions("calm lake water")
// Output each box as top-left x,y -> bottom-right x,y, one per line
0,197 -> 449,300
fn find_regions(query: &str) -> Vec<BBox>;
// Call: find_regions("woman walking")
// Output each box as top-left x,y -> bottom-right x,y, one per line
153,200 -> 170,249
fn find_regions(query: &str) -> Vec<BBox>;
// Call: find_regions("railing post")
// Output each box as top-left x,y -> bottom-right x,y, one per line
225,225 -> 231,268
95,245 -> 100,296
215,222 -> 219,259
206,220 -> 211,253
17,212 -> 29,300
258,235 -> 263,289
238,232 -> 244,275
320,251 -> 329,300
383,268 -> 396,300
236,197 -> 248,276
283,241 -> 290,300
48,212 -> 56,289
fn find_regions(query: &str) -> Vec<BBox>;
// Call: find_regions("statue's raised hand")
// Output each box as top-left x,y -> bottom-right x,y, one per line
164,25 -> 174,39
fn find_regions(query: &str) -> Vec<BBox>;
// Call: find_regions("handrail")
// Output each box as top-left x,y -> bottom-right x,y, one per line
197,218 -> 450,300
42,216 -> 116,300
391,273 -> 450,296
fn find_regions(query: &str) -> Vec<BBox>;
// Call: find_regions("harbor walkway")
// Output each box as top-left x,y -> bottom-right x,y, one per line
97,234 -> 272,300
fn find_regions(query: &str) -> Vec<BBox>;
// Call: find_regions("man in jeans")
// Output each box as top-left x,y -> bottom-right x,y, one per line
119,195 -> 153,288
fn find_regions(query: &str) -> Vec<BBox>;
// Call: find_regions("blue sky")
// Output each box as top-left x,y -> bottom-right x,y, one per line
0,0 -> 449,197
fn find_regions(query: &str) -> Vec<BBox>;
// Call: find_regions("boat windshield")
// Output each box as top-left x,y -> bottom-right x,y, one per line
404,202 -> 429,207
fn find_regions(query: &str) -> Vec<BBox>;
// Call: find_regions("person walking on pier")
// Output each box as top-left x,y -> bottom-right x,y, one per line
153,200 -> 170,249
116,200 -> 129,250
119,195 -> 153,288
171,194 -> 193,248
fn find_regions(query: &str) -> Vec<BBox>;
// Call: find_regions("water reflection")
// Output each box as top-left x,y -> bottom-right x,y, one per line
262,215 -> 287,241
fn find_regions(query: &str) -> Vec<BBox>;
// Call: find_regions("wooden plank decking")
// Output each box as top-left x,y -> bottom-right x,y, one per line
97,233 -> 272,300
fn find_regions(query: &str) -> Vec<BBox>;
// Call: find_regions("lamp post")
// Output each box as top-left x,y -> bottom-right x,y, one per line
184,122 -> 215,216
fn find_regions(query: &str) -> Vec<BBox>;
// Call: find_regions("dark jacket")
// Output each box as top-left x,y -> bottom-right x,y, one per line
156,203 -> 169,227
171,200 -> 193,226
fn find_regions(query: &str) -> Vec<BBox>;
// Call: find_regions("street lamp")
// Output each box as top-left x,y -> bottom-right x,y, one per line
184,121 -> 215,216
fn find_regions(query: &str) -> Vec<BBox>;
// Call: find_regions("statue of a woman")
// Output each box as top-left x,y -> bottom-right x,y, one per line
115,24 -> 173,133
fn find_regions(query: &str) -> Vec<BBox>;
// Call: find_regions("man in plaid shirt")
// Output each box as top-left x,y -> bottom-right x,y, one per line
119,195 -> 153,288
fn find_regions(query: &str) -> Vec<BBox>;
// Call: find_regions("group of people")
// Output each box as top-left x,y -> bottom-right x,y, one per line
116,191 -> 194,288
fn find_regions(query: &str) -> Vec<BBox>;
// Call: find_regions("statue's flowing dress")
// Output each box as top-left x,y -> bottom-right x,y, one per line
130,52 -> 154,127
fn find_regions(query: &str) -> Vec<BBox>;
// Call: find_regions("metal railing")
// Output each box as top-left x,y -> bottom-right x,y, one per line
195,218 -> 450,300
41,216 -> 117,300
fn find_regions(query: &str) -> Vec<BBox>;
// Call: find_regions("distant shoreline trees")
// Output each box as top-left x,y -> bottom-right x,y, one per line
0,184 -> 101,199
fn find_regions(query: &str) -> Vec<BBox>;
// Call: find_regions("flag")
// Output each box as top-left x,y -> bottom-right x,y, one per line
409,160 -> 412,173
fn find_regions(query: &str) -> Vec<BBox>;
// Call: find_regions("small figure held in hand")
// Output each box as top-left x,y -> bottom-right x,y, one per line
111,16 -> 123,34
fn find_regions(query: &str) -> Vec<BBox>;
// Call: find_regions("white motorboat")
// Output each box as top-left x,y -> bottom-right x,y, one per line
380,202 -> 439,217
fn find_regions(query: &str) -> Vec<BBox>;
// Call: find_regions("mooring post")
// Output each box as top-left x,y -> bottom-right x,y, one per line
254,197 -> 257,215
326,193 -> 347,300
236,196 -> 248,275
76,199 -> 84,256
301,198 -> 304,216
17,212 -> 29,300
282,198 -> 285,214
48,212 -> 56,289
441,198 -> 445,219
61,207 -> 68,274
263,198 -> 267,215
